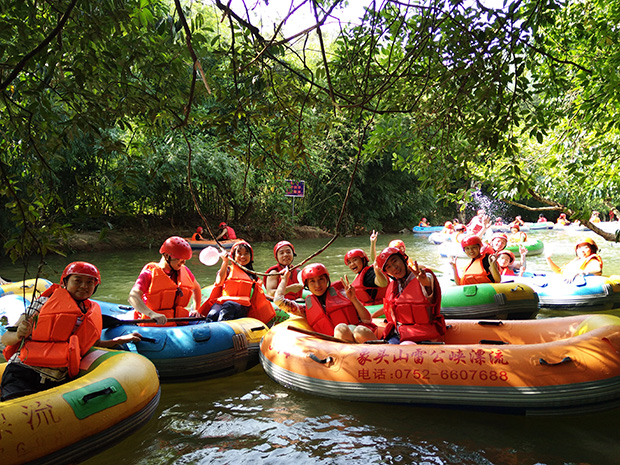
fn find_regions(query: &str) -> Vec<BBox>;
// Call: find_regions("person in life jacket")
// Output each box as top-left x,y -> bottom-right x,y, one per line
418,218 -> 429,227
556,213 -> 570,225
589,211 -> 601,223
344,248 -> 387,306
546,237 -> 603,279
129,236 -> 202,326
537,213 -> 548,223
273,263 -> 377,343
482,232 -> 527,273
1,262 -> 142,401
388,239 -> 416,269
216,222 -> 237,240
449,235 -> 500,285
264,241 -> 304,301
191,226 -> 204,241
375,247 -> 446,344
496,250 -> 527,277
508,224 -> 528,243
201,241 -> 275,325
467,209 -> 491,236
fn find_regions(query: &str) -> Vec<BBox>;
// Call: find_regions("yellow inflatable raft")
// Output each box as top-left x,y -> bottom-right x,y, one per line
0,278 -> 53,300
0,349 -> 160,465
260,315 -> 620,415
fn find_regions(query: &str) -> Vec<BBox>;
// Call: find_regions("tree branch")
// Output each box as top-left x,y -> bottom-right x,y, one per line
0,0 -> 79,92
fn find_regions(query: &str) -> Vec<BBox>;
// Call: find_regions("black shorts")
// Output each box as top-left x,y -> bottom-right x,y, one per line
1,363 -> 65,401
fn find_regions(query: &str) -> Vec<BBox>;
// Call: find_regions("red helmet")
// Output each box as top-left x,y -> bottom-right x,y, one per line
344,248 -> 369,265
388,239 -> 406,250
375,246 -> 407,272
491,233 -> 508,242
511,224 -> 521,231
444,221 -> 453,229
461,235 -> 483,249
231,241 -> 254,262
196,226 -> 203,234
575,237 -> 598,254
497,250 -> 515,263
61,261 -> 101,285
160,236 -> 192,260
273,240 -> 296,259
219,222 -> 227,228
301,263 -> 329,285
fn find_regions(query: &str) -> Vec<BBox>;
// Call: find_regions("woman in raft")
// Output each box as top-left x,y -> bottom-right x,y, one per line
264,241 -> 304,301
274,264 -> 377,343
374,246 -> 446,344
546,237 -> 603,279
449,235 -> 500,285
200,241 -> 275,325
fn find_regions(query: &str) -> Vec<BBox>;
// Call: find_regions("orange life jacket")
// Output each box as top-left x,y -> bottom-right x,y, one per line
191,233 -> 203,241
305,286 -> 361,336
351,266 -> 386,305
3,285 -> 102,378
462,256 -> 495,284
217,264 -> 275,324
222,226 -> 237,240
135,263 -> 193,326
265,264 -> 303,300
562,254 -> 603,275
383,270 -> 445,342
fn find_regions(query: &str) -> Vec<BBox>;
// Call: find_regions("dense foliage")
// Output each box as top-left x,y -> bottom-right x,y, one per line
1,0 -> 619,260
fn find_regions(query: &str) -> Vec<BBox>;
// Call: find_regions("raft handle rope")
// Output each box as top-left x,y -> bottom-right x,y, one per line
308,353 -> 334,365
477,321 -> 504,326
81,386 -> 116,404
479,339 -> 507,345
539,356 -> 572,366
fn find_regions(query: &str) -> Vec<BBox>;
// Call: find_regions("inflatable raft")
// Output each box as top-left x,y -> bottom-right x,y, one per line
99,301 -> 269,382
260,315 -> 620,415
0,278 -> 52,299
440,282 -> 539,319
508,274 -> 620,313
412,226 -> 443,234
0,348 -> 160,465
439,239 -> 544,257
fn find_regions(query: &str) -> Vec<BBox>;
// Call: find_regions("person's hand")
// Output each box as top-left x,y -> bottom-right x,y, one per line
488,254 -> 497,264
286,283 -> 304,294
16,318 -> 33,339
151,312 -> 167,325
281,266 -> 290,281
519,245 -> 528,257
114,332 -> 143,344
411,261 -> 431,285
188,310 -> 201,317
448,256 -> 458,266
370,230 -> 378,243
342,275 -> 356,300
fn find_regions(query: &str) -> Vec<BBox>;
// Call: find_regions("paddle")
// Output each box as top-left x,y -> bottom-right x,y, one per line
102,314 -> 207,328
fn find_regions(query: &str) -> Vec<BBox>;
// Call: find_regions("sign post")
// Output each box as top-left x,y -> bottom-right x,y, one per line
285,180 -> 305,220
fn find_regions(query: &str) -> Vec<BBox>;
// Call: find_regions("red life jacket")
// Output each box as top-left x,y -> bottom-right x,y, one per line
3,285 -> 102,378
265,264 -> 303,300
383,270 -> 445,343
462,256 -> 495,284
305,286 -> 361,336
500,267 -> 515,276
136,263 -> 194,326
217,264 -> 275,324
351,266 -> 386,305
222,226 -> 237,240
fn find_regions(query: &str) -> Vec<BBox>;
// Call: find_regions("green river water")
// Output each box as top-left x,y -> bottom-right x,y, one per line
1,228 -> 620,464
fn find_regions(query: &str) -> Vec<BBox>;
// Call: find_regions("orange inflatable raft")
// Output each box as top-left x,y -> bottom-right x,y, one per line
260,315 -> 620,415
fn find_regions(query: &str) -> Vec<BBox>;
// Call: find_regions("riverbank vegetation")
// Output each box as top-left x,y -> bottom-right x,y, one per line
2,0 -> 619,260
